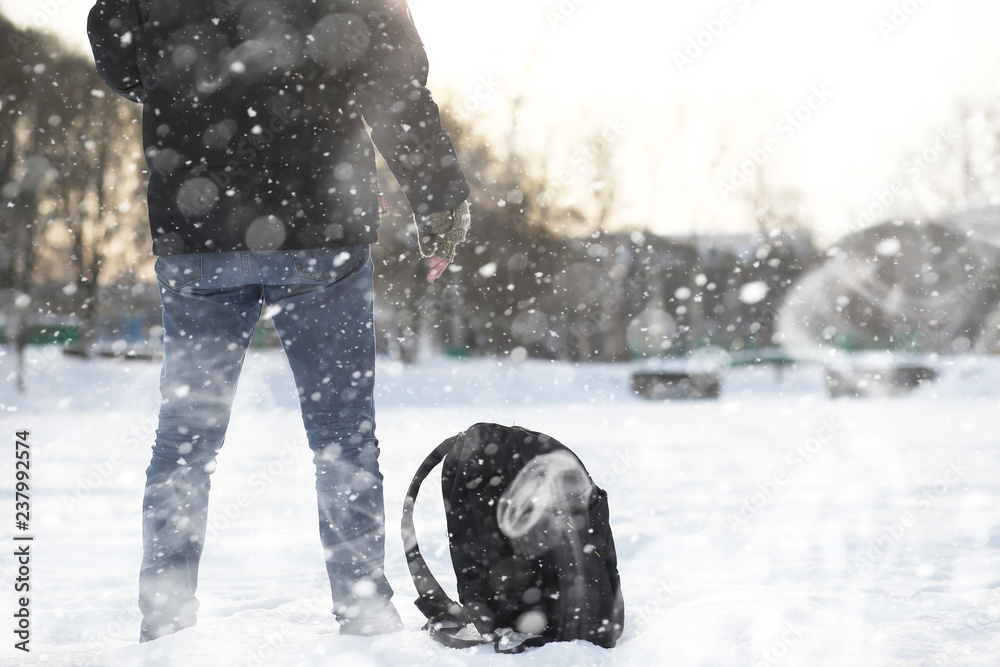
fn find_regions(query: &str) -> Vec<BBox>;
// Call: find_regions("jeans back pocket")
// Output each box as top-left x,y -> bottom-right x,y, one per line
154,254 -> 205,289
291,246 -> 365,283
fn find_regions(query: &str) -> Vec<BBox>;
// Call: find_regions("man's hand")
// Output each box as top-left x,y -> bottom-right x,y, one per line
415,200 -> 471,282
426,256 -> 449,283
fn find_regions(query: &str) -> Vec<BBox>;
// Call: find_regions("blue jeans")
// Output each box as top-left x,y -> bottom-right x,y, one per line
139,246 -> 394,640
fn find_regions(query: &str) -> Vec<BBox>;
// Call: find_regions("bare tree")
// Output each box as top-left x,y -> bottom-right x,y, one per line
1,13 -> 148,381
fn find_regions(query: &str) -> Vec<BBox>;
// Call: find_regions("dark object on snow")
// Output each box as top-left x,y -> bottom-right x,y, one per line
825,356 -> 937,398
401,423 -> 624,653
631,370 -> 720,399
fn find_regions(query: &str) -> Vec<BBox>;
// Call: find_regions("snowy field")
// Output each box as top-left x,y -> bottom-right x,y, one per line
1,345 -> 999,666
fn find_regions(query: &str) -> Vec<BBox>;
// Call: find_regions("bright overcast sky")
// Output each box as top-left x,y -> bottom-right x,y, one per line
3,0 -> 1000,242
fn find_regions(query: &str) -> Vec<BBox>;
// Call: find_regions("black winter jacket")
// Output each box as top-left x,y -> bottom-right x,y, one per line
88,0 -> 469,255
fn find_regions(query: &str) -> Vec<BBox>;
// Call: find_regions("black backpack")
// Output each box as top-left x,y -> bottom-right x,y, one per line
401,423 -> 624,653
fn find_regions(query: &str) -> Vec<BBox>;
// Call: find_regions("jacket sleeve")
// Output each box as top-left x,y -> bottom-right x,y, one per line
348,1 -> 470,216
87,0 -> 146,103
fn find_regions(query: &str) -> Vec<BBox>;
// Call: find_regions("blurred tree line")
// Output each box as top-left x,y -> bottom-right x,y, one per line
0,11 -> 821,365
22,10 -> 995,366
0,13 -> 147,360
1,11 -> 655,365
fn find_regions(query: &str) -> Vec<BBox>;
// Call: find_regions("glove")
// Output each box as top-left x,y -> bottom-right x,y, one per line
415,200 -> 471,263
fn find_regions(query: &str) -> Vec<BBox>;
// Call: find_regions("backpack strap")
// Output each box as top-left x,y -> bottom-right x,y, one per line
401,436 -> 496,639
402,426 -> 557,653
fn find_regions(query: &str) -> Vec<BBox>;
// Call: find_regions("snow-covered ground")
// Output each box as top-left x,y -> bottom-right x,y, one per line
1,346 -> 998,666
